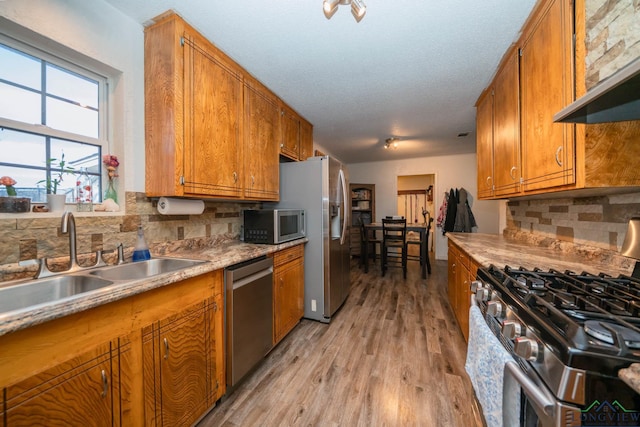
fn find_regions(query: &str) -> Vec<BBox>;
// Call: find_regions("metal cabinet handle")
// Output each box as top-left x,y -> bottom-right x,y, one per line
233,172 -> 238,183
101,369 -> 108,398
510,166 -> 517,180
555,146 -> 563,167
164,338 -> 169,360
486,176 -> 492,189
251,175 -> 255,186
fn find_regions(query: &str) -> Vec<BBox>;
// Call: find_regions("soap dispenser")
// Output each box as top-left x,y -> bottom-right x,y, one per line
132,225 -> 151,262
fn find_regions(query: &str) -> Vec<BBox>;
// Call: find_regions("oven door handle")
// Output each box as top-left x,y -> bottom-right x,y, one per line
504,361 -> 555,418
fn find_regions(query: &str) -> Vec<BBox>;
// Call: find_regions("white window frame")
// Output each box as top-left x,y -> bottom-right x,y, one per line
0,27 -> 115,211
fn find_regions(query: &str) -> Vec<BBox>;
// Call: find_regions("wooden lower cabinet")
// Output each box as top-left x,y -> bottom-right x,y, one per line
447,241 -> 479,342
0,270 -> 224,426
5,340 -> 126,426
273,244 -> 304,345
143,299 -> 218,427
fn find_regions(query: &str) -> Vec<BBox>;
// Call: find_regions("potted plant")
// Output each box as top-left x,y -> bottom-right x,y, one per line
38,152 -> 75,212
0,176 -> 30,213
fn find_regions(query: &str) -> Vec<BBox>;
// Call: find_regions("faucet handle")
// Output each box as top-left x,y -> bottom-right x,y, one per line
117,243 -> 125,265
19,258 -> 55,279
91,250 -> 108,268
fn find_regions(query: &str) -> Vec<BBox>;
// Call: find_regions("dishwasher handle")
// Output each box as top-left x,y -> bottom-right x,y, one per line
232,267 -> 273,290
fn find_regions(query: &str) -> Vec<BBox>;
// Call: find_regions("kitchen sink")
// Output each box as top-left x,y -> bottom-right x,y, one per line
0,275 -> 115,313
0,257 -> 207,316
88,257 -> 206,281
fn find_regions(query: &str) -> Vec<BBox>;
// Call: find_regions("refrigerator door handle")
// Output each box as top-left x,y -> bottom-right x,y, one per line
339,168 -> 348,245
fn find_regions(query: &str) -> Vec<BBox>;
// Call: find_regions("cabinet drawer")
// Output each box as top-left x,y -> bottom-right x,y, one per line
274,244 -> 303,267
458,250 -> 470,269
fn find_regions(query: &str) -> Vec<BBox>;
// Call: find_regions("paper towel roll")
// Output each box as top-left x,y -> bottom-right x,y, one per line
157,197 -> 205,215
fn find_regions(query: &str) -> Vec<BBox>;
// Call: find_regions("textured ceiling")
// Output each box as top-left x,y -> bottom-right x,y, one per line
104,0 -> 536,163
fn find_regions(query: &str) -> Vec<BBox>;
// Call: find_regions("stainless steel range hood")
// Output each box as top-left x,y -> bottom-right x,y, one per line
554,56 -> 640,124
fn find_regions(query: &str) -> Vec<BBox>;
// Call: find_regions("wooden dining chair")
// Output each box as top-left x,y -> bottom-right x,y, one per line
406,217 -> 433,277
381,217 -> 407,278
359,218 -> 381,269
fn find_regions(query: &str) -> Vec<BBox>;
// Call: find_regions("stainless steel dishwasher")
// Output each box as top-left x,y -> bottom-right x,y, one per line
225,255 -> 274,389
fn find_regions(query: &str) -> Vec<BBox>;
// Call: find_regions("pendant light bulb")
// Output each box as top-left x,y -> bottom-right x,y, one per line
351,0 -> 366,22
323,0 -> 339,18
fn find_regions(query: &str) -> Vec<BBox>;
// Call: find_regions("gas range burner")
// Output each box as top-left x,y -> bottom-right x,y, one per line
584,320 -> 640,349
515,275 -> 546,293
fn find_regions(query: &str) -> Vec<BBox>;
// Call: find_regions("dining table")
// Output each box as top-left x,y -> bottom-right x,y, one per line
363,222 -> 431,279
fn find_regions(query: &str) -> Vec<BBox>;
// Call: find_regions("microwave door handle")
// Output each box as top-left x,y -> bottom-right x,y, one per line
339,168 -> 348,245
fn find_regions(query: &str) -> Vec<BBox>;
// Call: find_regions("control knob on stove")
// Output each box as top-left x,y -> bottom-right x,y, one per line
470,280 -> 483,293
486,300 -> 503,317
475,287 -> 490,303
502,320 -> 522,339
514,337 -> 541,362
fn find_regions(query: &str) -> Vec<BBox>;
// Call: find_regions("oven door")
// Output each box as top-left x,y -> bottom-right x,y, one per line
503,361 -> 581,427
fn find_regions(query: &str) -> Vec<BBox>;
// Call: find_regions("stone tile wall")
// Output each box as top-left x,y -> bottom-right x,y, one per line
504,191 -> 640,251
585,0 -> 640,89
0,192 -> 257,282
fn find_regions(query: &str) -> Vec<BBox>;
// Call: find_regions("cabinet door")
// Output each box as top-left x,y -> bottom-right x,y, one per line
143,301 -> 213,427
243,79 -> 280,200
183,33 -> 243,198
280,105 -> 300,160
6,343 -> 116,426
299,118 -> 313,161
447,244 -> 457,312
212,291 -> 225,401
520,0 -> 575,191
493,49 -> 521,197
274,257 -> 304,344
476,90 -> 494,199
457,264 -> 471,342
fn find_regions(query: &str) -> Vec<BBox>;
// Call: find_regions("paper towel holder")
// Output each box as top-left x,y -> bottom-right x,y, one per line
157,197 -> 205,215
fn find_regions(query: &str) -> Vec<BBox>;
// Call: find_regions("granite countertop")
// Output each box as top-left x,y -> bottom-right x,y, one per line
446,232 -> 640,395
446,232 -> 636,277
0,238 -> 307,337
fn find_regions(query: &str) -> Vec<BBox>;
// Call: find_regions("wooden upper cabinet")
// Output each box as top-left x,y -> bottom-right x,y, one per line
280,104 -> 313,161
280,104 -> 301,160
520,0 -> 575,192
475,47 -> 520,199
243,77 -> 280,200
183,32 -> 244,198
493,48 -> 521,197
476,89 -> 494,199
145,13 -> 243,199
299,118 -> 313,161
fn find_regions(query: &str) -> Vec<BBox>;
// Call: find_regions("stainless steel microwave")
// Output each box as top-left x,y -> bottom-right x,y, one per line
243,209 -> 305,244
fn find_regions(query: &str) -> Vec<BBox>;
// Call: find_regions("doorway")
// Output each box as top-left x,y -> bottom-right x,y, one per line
397,174 -> 435,252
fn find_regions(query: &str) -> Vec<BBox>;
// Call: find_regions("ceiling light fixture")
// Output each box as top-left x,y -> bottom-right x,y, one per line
323,0 -> 366,22
384,138 -> 399,150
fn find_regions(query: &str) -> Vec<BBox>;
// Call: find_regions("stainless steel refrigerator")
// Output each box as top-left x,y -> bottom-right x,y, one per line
277,156 -> 350,323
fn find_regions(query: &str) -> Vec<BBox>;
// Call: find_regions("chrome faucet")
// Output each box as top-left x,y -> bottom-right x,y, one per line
61,211 -> 82,273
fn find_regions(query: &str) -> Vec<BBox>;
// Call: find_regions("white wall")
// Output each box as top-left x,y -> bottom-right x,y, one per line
348,153 -> 502,260
0,0 -> 145,192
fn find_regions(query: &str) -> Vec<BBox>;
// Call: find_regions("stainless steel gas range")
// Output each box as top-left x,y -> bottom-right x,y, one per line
472,264 -> 640,427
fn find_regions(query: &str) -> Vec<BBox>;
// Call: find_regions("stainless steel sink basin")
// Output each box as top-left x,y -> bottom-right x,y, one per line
88,257 -> 206,281
0,275 -> 115,313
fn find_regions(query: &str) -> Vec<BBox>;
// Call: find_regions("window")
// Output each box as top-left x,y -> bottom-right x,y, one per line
0,36 -> 109,204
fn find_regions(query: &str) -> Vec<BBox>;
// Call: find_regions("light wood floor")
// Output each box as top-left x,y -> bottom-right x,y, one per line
198,255 -> 485,427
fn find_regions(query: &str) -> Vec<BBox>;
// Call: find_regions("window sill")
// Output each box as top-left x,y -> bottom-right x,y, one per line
0,206 -> 125,220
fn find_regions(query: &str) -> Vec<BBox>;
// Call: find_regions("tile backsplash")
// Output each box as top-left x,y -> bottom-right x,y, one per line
0,192 -> 257,282
505,191 -> 640,252
585,0 -> 640,89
